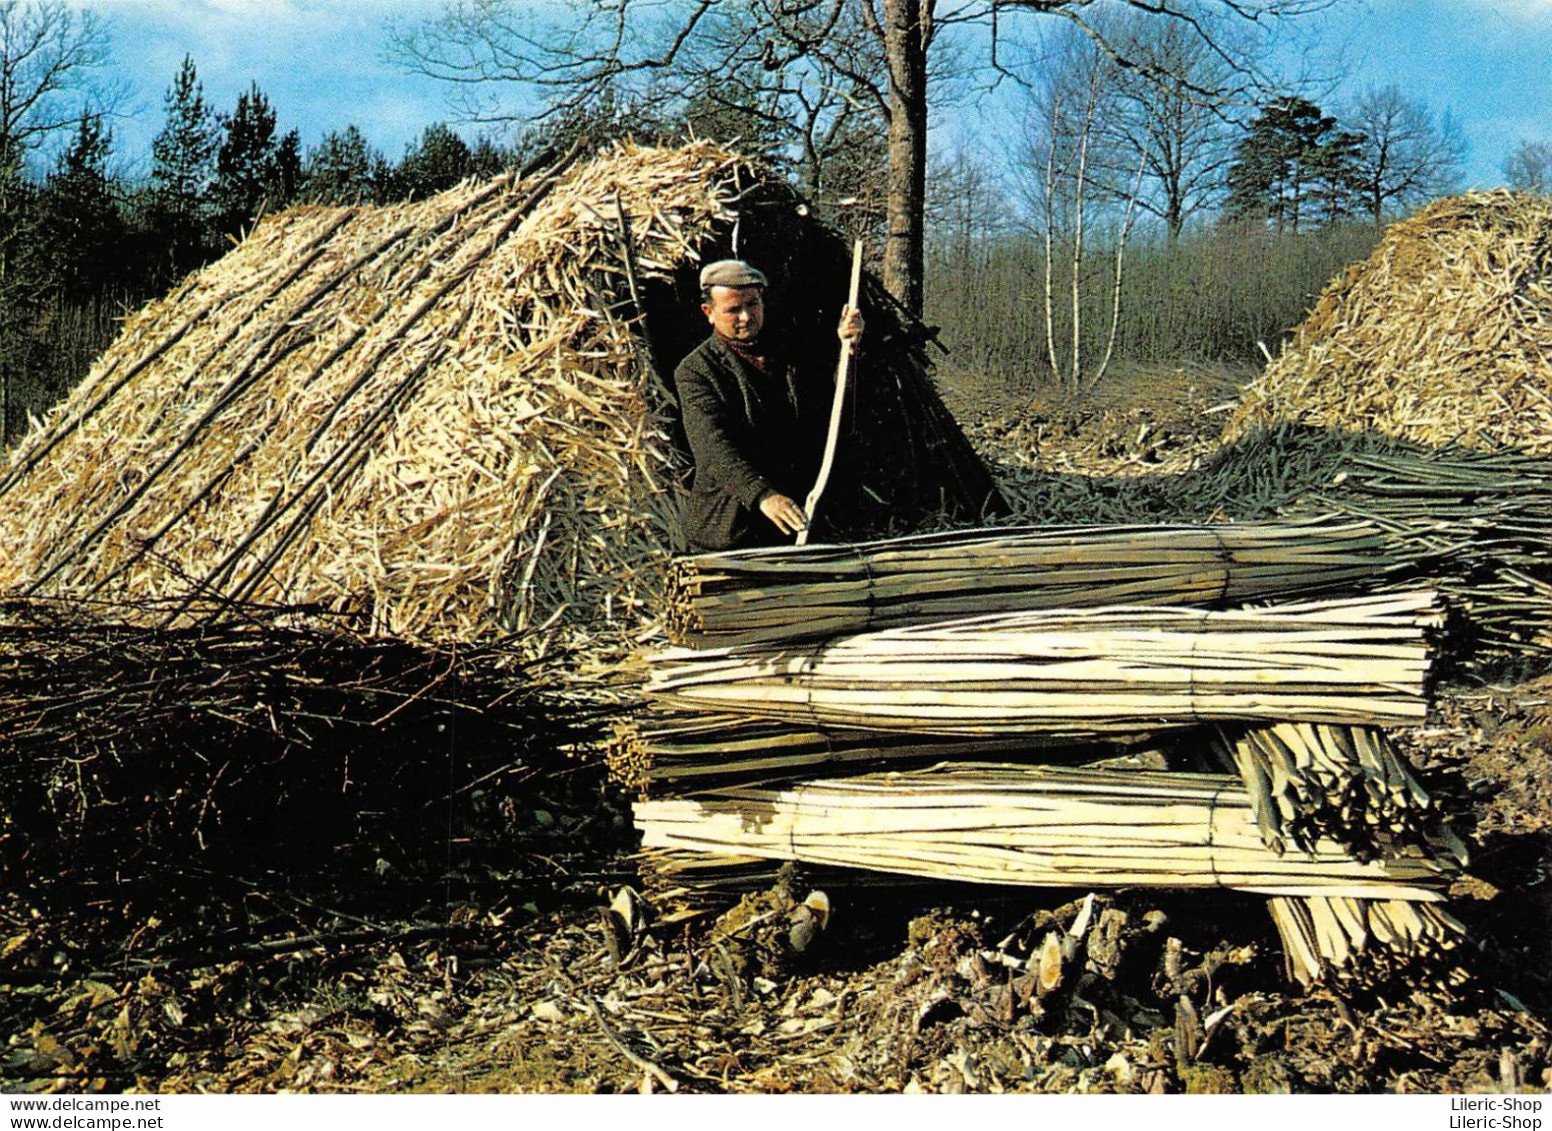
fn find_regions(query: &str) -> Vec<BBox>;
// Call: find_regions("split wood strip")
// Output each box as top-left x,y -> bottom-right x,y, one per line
633,763 -> 1458,899
645,592 -> 1444,738
667,516 -> 1400,648
1206,722 -> 1468,866
1266,895 -> 1470,989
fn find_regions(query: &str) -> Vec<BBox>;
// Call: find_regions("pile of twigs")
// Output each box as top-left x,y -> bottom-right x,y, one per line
632,764 -> 1453,900
643,592 -> 1444,737
666,517 -> 1401,648
0,597 -> 606,891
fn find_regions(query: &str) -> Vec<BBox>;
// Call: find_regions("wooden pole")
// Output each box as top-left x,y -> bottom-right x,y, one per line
799,239 -> 864,546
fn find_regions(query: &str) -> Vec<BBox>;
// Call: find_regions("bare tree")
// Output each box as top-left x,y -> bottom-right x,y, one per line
393,0 -> 1330,316
1098,5 -> 1248,239
1347,83 -> 1464,223
1017,20 -> 1143,390
0,0 -> 110,164
0,0 -> 111,444
1505,139 -> 1552,195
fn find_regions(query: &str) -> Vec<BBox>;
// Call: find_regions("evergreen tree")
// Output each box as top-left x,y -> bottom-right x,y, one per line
1225,97 -> 1365,233
469,136 -> 508,179
273,129 -> 303,205
303,125 -> 383,204
148,55 -> 219,278
32,112 -> 125,298
0,135 -> 40,445
390,123 -> 474,199
212,83 -> 285,237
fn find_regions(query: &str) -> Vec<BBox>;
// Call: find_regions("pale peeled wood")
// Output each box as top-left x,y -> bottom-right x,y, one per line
644,592 -> 1444,737
633,763 -> 1458,899
668,517 -> 1401,648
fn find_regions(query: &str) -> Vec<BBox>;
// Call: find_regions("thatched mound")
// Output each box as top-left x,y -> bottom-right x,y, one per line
0,142 -> 999,643
1226,191 -> 1552,452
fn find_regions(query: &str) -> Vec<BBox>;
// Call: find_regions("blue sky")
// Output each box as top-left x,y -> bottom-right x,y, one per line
67,0 -> 1552,187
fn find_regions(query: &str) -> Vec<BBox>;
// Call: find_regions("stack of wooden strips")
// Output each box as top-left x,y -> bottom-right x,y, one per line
1299,446 -> 1552,655
632,764 -> 1454,900
608,707 -> 1118,790
1170,427 -> 1552,661
1207,722 -> 1468,865
1227,190 -> 1552,454
665,517 -> 1401,648
643,592 -> 1444,737
1266,895 -> 1470,988
0,141 -> 998,642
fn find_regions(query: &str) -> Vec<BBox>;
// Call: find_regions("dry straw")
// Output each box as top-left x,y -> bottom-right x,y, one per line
1227,191 -> 1552,453
0,142 -> 997,643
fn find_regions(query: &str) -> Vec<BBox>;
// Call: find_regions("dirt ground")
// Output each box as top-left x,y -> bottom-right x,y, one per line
3,364 -> 1549,1095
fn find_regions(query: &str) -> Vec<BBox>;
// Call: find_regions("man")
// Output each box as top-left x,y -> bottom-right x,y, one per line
674,259 -> 864,552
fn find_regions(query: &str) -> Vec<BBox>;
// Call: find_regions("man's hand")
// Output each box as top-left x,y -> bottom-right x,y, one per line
759,492 -> 808,536
837,304 -> 864,346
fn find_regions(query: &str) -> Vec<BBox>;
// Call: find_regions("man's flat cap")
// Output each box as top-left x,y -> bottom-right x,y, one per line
699,259 -> 768,289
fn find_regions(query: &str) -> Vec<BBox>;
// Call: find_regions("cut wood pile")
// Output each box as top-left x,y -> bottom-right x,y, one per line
0,141 -> 999,644
1226,191 -> 1552,453
623,521 -> 1472,989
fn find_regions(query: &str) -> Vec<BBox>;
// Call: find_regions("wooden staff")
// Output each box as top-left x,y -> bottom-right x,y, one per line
799,238 -> 864,546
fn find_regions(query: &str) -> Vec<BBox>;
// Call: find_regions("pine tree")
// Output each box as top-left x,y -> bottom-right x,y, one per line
148,55 -> 219,278
1225,97 -> 1365,233
33,112 -> 125,298
390,123 -> 473,200
212,83 -> 283,238
302,125 -> 383,204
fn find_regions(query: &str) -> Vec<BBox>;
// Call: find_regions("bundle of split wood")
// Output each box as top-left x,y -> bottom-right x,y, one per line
1267,895 -> 1469,989
632,764 -> 1452,900
0,141 -> 998,642
666,517 -> 1401,648
608,707 -> 1127,790
1207,722 -> 1467,864
1227,190 -> 1552,454
643,592 -> 1443,737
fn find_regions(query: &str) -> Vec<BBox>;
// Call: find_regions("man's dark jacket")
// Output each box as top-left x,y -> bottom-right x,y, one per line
673,334 -> 830,552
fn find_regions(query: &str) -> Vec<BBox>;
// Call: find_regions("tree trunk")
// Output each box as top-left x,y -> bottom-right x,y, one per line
880,0 -> 928,317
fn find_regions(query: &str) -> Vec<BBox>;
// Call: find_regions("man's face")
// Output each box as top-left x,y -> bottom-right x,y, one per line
702,285 -> 765,343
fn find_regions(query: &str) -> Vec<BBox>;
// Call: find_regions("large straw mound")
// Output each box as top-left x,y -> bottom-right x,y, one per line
0,142 -> 997,643
1226,191 -> 1552,452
